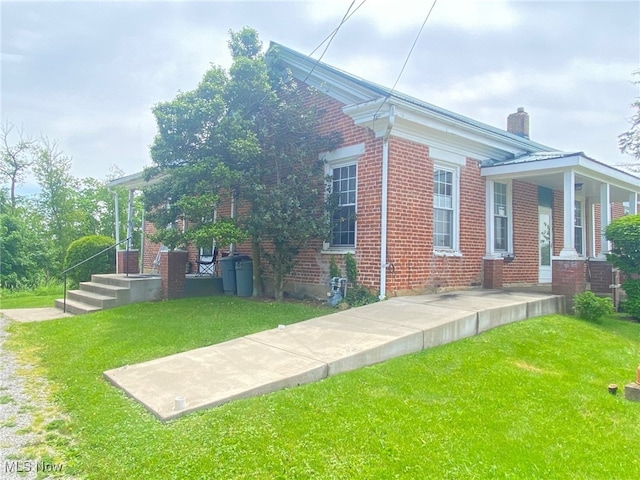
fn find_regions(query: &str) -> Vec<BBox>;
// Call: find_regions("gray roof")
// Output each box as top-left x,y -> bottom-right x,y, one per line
270,42 -> 556,157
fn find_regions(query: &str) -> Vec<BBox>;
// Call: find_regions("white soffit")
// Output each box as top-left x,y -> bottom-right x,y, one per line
482,154 -> 640,193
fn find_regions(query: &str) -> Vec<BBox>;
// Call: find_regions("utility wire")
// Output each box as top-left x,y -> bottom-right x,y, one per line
304,0 -> 368,83
374,0 -> 438,119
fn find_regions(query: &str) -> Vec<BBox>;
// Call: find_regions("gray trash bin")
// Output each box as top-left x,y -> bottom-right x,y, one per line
219,255 -> 251,295
219,256 -> 237,295
235,259 -> 253,297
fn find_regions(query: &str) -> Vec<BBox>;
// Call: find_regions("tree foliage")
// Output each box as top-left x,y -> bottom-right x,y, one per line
0,120 -> 36,211
64,235 -> 116,287
606,213 -> 640,318
147,27 -> 341,300
0,127 -> 135,290
618,70 -> 640,173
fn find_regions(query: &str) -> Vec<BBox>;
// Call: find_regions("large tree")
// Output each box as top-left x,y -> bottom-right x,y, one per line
32,137 -> 84,276
147,27 -> 340,300
0,120 -> 36,211
618,70 -> 640,173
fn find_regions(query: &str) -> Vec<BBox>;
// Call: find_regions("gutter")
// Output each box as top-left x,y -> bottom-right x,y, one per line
379,104 -> 395,300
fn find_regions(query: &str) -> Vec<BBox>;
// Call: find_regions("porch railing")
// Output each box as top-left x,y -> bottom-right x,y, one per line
60,237 -> 132,313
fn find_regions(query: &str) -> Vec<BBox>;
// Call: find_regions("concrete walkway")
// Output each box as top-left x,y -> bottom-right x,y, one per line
104,289 -> 564,422
0,307 -> 72,323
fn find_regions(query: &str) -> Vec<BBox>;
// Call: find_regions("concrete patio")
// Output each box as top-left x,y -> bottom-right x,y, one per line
103,289 -> 564,422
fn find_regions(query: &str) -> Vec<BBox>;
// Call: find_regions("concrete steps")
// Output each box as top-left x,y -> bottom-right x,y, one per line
54,275 -> 139,315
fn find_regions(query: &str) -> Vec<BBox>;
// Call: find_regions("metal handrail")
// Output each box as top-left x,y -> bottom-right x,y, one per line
61,237 -> 132,313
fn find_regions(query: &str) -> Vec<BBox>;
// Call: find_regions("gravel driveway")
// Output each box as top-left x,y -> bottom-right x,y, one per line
0,315 -> 66,479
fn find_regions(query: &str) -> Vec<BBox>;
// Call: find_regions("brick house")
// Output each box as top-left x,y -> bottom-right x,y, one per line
109,42 -> 640,305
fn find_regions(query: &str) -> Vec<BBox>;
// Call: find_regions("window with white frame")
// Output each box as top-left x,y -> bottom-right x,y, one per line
331,163 -> 357,247
574,200 -> 584,256
433,166 -> 456,249
323,144 -> 363,251
494,182 -> 509,251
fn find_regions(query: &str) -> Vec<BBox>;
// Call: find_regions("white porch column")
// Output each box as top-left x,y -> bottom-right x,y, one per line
560,169 -> 578,257
599,183 -> 611,257
630,192 -> 638,215
127,189 -> 134,250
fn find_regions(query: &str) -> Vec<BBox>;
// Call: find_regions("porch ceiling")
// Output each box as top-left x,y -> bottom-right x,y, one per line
481,153 -> 640,203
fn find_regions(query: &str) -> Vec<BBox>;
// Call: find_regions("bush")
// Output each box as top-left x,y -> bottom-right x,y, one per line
606,214 -> 640,319
64,235 -> 116,286
345,284 -> 379,307
620,278 -> 640,319
573,291 -> 614,323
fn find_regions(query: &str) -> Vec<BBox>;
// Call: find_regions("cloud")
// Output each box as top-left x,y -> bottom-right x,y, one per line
306,0 -> 520,35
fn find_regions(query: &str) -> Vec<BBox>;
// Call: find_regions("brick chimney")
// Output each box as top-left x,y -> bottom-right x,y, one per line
507,107 -> 530,139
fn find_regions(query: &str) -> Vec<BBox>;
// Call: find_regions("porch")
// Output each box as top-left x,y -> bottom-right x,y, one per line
481,152 -> 639,310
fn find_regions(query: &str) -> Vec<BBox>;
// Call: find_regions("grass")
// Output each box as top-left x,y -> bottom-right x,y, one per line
1,283 -> 64,309
5,296 -> 640,479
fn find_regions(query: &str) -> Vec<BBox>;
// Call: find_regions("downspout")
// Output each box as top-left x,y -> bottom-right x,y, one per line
379,104 -> 395,300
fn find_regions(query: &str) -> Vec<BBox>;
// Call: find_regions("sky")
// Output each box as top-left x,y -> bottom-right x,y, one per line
2,0 -> 639,190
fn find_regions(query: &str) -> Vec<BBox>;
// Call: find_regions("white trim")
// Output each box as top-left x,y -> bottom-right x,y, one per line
321,143 -> 365,164
574,198 -> 586,257
599,183 -> 611,257
429,147 -> 467,166
323,145 -> 363,251
486,180 -> 513,256
559,170 -> 578,257
481,154 -> 640,194
433,162 -> 460,253
630,192 -> 638,215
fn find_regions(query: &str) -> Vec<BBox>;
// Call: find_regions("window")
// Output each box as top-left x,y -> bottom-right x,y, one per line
434,167 -> 454,249
494,182 -> 508,251
574,200 -> 584,256
331,164 -> 357,247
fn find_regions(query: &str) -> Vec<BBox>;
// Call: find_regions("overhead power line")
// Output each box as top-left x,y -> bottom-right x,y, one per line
374,0 -> 438,120
304,0 -> 368,83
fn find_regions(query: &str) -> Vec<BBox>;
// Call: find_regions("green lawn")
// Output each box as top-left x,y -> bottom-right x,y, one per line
5,297 -> 640,479
1,284 -> 64,309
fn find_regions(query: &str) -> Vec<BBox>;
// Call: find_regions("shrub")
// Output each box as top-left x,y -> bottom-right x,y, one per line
345,284 -> 379,307
573,291 -> 614,323
345,253 -> 357,285
329,255 -> 341,279
64,235 -> 116,286
620,278 -> 640,319
606,214 -> 640,319
339,253 -> 378,307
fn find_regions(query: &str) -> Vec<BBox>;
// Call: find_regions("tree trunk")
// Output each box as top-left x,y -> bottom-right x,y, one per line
251,240 -> 263,297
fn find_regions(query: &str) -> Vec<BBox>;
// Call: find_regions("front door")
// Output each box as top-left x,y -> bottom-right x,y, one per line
538,206 -> 552,283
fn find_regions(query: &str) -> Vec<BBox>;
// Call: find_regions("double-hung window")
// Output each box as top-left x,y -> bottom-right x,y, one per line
433,167 -> 455,249
331,164 -> 357,247
574,200 -> 584,256
494,182 -> 509,251
323,143 -> 364,251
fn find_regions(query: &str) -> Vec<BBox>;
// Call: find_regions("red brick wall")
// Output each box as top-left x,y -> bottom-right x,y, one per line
552,190 -> 564,256
503,180 -> 538,284
160,250 -> 188,299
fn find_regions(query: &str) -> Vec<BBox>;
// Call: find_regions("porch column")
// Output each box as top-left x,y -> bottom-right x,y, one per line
630,192 -> 638,215
560,170 -> 578,257
127,189 -> 134,250
599,183 -> 611,257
